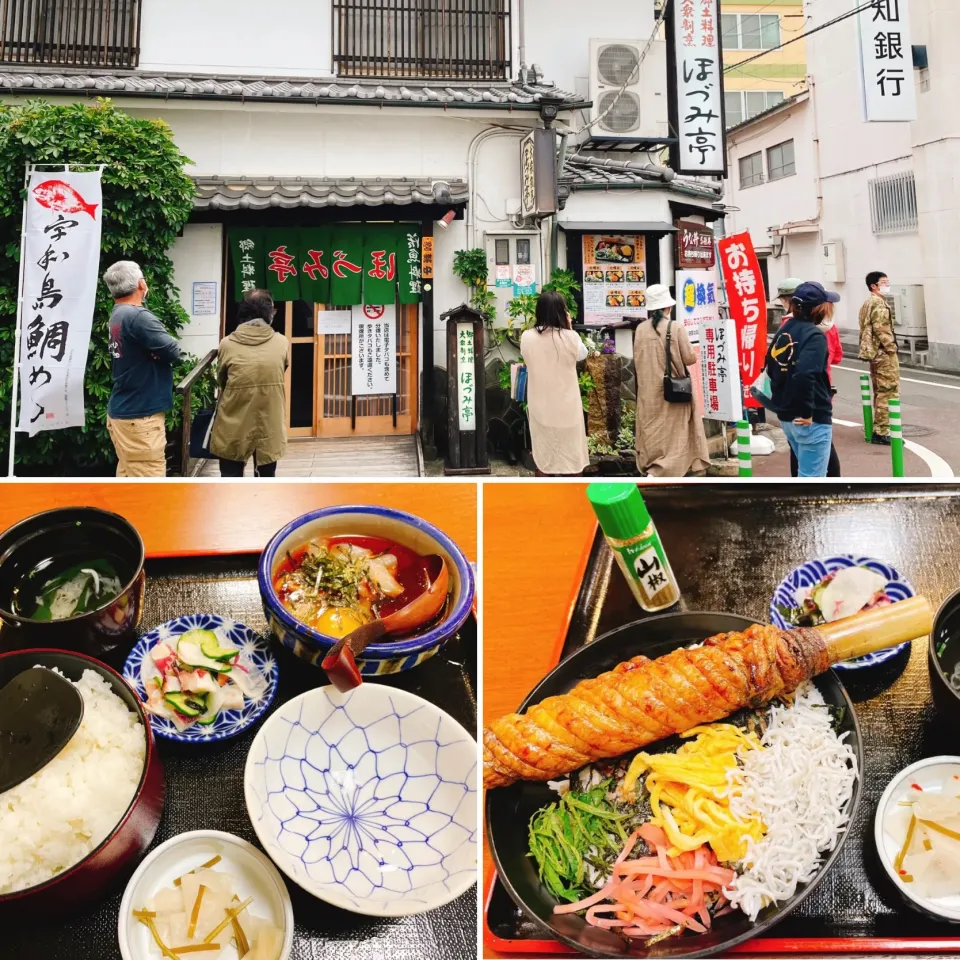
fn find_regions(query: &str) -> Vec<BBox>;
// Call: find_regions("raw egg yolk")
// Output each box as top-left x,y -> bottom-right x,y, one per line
314,607 -> 365,638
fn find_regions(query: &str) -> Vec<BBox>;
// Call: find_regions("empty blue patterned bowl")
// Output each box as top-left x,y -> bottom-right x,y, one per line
770,555 -> 916,672
123,614 -> 278,743
258,506 -> 475,677
244,684 -> 477,917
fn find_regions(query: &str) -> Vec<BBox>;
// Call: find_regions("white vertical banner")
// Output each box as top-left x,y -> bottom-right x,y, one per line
858,0 -> 917,122
351,304 -> 397,396
698,315 -> 743,421
17,169 -> 103,436
672,0 -> 726,175
456,322 -> 477,431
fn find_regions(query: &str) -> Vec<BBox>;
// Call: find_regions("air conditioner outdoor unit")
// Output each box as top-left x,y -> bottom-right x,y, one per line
821,240 -> 846,284
588,39 -> 669,140
888,284 -> 927,338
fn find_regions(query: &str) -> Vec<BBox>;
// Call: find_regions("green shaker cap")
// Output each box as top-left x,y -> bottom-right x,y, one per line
586,484 -> 651,541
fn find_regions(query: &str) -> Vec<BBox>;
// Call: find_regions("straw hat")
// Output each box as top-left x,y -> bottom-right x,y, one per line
644,284 -> 676,311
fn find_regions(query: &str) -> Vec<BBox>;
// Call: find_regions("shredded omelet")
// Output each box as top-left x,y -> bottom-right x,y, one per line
620,723 -> 766,863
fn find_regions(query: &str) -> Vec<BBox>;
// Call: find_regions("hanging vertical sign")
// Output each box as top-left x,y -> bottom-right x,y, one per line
456,322 -> 477,431
857,0 -> 917,122
398,224 -> 423,305
229,228 -> 265,299
717,232 -> 766,409
669,0 -> 727,176
351,304 -> 397,396
16,169 -> 103,437
698,316 -> 743,421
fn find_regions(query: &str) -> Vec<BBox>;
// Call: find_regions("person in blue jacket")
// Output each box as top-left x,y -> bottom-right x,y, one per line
104,260 -> 181,477
766,281 -> 839,478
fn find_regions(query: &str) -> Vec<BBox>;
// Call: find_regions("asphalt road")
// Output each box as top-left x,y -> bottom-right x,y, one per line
750,359 -> 960,478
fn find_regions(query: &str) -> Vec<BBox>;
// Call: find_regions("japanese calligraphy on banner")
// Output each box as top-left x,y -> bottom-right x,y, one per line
229,228 -> 265,299
17,169 -> 103,436
264,228 -> 301,301
676,268 -> 719,345
351,304 -> 397,396
456,322 -> 477,431
582,234 -> 647,326
676,220 -> 716,269
299,227 -> 332,304
858,0 -> 917,122
698,316 -> 742,421
670,0 -> 726,176
717,232 -> 766,408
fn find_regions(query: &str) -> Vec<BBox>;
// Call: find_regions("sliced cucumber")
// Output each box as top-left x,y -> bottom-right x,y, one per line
197,630 -> 239,662
177,639 -> 231,673
164,692 -> 206,717
196,694 -> 219,726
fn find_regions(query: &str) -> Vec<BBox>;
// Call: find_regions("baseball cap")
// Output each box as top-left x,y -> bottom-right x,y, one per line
793,281 -> 841,305
777,277 -> 803,297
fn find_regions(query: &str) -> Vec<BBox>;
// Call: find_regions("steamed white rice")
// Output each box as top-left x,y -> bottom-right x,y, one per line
0,668 -> 145,894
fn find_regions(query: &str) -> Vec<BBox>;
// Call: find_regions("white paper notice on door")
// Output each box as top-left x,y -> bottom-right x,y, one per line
351,304 -> 397,396
317,310 -> 352,335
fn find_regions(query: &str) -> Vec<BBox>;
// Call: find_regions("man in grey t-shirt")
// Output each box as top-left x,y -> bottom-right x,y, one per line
103,261 -> 180,477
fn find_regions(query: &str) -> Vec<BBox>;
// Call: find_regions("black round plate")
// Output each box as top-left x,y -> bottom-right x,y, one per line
485,612 -> 863,959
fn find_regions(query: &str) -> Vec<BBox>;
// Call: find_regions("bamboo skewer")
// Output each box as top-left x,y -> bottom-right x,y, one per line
817,595 -> 932,664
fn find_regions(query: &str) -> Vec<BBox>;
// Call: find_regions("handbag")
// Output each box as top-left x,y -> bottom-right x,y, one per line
512,363 -> 528,404
662,319 -> 693,404
749,369 -> 778,412
189,408 -> 218,460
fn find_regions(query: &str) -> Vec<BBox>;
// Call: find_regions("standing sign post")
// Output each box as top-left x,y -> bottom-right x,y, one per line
676,268 -> 720,345
8,164 -> 105,477
442,303 -> 490,476
717,232 -> 767,411
858,0 -> 917,122
697,316 -> 742,423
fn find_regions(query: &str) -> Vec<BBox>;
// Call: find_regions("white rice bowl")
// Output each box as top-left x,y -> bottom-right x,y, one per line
0,668 -> 146,895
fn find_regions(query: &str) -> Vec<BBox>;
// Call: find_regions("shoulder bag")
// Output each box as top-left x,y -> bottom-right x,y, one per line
663,319 -> 693,404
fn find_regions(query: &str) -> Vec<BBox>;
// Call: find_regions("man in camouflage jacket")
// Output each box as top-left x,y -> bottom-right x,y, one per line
858,271 -> 899,446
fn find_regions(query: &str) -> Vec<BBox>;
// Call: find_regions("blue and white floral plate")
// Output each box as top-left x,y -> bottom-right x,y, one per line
770,555 -> 916,671
244,684 -> 477,917
123,614 -> 278,743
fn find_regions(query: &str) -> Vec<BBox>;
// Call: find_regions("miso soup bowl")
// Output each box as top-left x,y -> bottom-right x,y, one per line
257,506 -> 474,676
930,587 -> 960,727
0,507 -> 146,657
0,649 -> 164,915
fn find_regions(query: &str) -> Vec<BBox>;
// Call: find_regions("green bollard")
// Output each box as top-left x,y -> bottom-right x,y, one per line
860,373 -> 873,443
889,398 -> 905,477
737,420 -> 752,478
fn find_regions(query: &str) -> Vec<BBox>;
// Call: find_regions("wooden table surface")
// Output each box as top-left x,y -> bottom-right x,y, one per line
0,482 -> 478,561
482,482 -> 599,957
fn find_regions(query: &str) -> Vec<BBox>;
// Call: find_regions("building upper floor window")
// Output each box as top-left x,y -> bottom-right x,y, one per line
0,0 -> 141,68
332,0 -> 511,80
724,90 -> 784,128
869,170 -> 919,234
767,140 -> 796,180
739,152 -> 764,189
722,13 -> 780,51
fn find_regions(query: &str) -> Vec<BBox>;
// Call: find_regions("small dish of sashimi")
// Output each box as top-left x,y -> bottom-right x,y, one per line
124,614 -> 278,743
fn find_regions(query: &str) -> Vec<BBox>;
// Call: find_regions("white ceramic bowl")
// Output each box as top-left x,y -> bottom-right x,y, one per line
118,830 -> 294,960
244,684 -> 478,917
874,755 -> 960,923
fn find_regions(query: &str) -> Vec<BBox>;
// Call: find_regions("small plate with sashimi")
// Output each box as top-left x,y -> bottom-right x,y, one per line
123,613 -> 278,743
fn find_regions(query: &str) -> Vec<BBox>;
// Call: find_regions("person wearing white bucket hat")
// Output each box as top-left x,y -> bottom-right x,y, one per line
632,284 -> 710,477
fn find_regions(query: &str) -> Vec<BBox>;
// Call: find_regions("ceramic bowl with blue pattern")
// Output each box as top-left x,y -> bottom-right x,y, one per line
123,614 -> 278,742
257,506 -> 475,677
770,555 -> 916,671
244,684 -> 477,917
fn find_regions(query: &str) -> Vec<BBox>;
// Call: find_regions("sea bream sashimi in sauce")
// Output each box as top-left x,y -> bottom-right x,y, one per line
140,628 -> 268,731
272,535 -> 441,639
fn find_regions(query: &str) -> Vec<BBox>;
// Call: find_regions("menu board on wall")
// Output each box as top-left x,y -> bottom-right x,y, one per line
582,235 -> 647,327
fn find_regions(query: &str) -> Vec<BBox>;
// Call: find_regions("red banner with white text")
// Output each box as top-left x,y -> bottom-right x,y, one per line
717,232 -> 767,409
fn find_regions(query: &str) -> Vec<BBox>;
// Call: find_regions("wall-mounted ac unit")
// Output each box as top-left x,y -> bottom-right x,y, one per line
888,284 -> 927,338
821,240 -> 846,284
588,39 -> 669,140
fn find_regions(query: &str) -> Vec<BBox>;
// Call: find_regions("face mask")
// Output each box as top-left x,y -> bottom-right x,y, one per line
878,283 -> 891,296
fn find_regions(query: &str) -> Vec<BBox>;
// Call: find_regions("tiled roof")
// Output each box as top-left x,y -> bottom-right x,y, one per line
0,70 -> 585,110
561,157 -> 662,187
193,177 -> 468,211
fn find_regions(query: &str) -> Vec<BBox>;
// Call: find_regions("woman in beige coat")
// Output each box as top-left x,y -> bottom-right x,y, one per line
210,290 -> 289,477
634,284 -> 710,477
520,291 -> 589,476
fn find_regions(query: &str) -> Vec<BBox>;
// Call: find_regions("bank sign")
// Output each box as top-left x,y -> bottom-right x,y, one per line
858,0 -> 917,122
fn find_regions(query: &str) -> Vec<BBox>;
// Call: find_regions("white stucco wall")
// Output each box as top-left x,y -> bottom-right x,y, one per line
138,0 -> 333,77
169,224 -> 224,360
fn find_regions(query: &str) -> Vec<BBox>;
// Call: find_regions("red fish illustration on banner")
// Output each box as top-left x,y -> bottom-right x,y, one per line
32,180 -> 100,219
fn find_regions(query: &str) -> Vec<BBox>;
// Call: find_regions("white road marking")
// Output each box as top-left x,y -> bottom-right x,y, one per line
835,365 -> 960,391
833,418 -> 954,478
